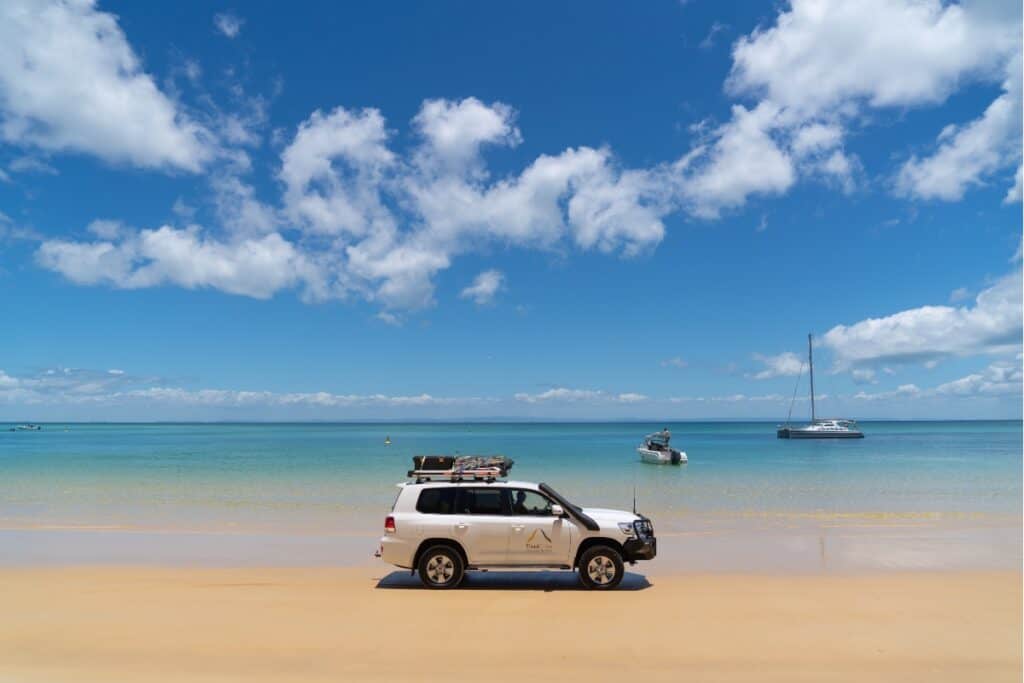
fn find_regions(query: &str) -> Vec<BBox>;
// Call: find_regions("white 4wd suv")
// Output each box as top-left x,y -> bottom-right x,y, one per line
378,479 -> 656,590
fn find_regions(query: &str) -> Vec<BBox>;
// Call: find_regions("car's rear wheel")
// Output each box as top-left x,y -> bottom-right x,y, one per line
417,545 -> 465,589
578,545 -> 624,590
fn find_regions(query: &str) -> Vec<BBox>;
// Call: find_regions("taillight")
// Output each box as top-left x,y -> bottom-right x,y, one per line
384,515 -> 396,533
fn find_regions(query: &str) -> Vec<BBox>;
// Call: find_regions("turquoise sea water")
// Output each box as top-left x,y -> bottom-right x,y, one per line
2,421 -> 1020,538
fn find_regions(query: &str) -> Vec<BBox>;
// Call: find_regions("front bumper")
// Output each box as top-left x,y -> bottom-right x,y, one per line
623,537 -> 656,562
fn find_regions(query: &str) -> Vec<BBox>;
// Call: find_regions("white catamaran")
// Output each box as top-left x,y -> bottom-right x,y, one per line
777,334 -> 864,439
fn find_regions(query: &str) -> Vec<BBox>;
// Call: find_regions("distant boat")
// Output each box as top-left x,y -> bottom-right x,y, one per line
384,435 -> 391,446
10,424 -> 41,432
638,429 -> 687,464
778,334 -> 864,439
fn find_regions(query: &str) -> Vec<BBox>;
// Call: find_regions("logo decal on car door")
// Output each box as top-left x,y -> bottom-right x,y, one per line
525,528 -> 552,551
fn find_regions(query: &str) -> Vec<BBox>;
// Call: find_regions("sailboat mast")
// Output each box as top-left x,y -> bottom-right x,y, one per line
808,333 -> 816,421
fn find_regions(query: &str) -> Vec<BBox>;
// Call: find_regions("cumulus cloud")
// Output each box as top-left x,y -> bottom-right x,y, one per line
26,2 -> 1024,313
0,366 -> 489,409
933,359 -> 1022,397
460,269 -> 504,305
750,351 -> 803,379
852,359 -> 1022,401
822,265 -> 1022,367
42,98 -> 673,310
851,368 -> 877,385
897,54 -> 1022,201
213,12 -> 243,38
1005,165 -> 1023,203
853,383 -> 922,401
37,226 -> 328,300
513,387 -> 646,403
0,0 -> 211,171
677,0 -> 1023,214
680,102 -> 795,218
375,311 -> 402,326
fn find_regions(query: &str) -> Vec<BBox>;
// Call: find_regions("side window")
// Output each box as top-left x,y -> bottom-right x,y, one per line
455,487 -> 508,515
416,487 -> 457,514
509,489 -> 554,516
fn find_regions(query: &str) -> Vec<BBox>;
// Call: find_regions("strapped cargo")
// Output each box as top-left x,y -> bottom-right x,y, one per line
408,455 -> 514,481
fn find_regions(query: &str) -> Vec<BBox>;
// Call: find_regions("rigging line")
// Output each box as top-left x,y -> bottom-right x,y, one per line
785,362 -> 805,425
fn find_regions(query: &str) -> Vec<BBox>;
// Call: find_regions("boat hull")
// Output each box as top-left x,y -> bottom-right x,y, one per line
638,447 -> 687,464
777,427 -> 864,439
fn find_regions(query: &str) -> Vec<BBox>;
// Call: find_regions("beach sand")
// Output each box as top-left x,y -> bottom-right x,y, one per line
0,566 -> 1019,682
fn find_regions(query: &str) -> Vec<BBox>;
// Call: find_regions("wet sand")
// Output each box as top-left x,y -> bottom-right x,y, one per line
0,566 -> 1019,682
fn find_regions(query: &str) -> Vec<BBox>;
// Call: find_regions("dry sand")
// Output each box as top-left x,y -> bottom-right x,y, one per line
0,566 -> 1019,682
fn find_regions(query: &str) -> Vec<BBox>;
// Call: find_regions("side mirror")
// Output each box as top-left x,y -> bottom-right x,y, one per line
550,504 -> 565,517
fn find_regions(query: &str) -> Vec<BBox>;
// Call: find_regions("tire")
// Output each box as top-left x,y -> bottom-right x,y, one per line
417,545 -> 465,589
578,545 -> 625,590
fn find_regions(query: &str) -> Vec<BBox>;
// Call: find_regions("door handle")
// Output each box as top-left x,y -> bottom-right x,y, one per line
455,522 -> 468,530
512,525 -> 524,532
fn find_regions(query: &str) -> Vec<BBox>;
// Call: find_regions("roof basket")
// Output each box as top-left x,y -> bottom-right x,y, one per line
408,455 -> 514,482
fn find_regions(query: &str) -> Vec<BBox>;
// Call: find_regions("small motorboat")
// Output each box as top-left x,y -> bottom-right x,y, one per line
10,424 -> 41,432
637,429 -> 686,465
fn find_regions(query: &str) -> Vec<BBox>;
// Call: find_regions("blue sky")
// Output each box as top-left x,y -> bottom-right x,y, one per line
0,0 -> 1021,420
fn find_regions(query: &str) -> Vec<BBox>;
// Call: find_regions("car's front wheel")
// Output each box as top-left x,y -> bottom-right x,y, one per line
417,545 -> 465,589
578,545 -> 625,590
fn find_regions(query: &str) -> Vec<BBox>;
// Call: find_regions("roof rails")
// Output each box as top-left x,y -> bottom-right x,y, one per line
408,455 -> 514,483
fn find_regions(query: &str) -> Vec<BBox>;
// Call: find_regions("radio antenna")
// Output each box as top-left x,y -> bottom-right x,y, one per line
633,486 -> 637,514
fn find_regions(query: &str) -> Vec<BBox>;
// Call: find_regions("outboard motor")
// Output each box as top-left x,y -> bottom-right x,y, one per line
670,450 -> 682,465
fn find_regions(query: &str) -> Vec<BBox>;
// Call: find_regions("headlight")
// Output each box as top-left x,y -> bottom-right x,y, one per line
618,522 -> 635,535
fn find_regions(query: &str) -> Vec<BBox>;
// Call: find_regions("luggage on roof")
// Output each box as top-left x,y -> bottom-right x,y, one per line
408,455 -> 514,481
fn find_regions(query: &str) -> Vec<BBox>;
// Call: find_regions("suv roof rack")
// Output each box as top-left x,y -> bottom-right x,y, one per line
408,455 -> 514,483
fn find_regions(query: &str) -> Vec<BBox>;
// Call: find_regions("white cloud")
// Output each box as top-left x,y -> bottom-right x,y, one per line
0,0 -> 211,172
897,55 -> 1022,201
375,311 -> 402,326
1005,165 -> 1023,203
852,359 -> 1022,401
279,106 -> 395,238
670,393 -> 788,403
276,100 -> 671,309
86,219 -> 124,240
213,12 -> 244,39
37,226 -> 327,300
413,97 -> 521,174
8,155 -> 57,175
460,269 -> 504,305
514,387 -> 603,403
822,265 -> 1022,367
750,351 -> 803,379
949,286 -> 971,303
512,387 -> 646,404
933,360 -> 1022,397
661,357 -> 688,368
853,383 -> 922,401
729,0 -> 1018,116
699,21 -> 728,50
211,175 -> 278,235
791,123 -> 843,156
851,368 -> 877,385
679,0 -> 1023,214
680,102 -> 795,218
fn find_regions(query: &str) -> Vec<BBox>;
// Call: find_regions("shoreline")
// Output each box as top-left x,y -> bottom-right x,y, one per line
4,519 -> 1020,574
1,565 -> 1019,682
